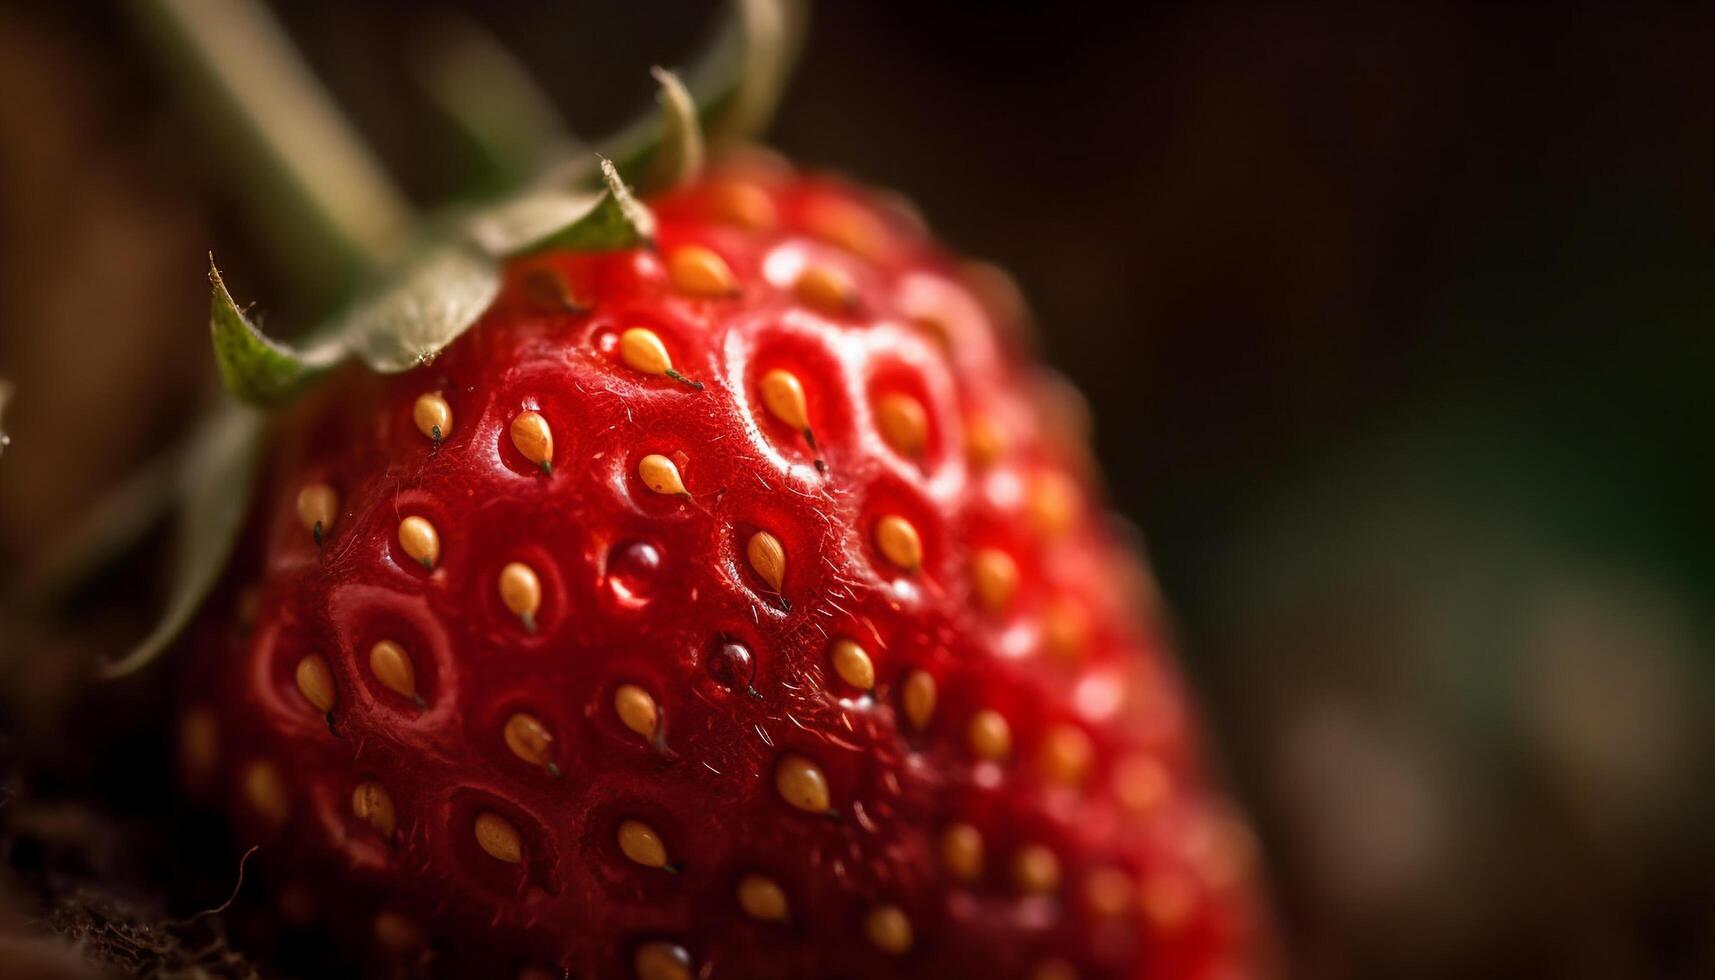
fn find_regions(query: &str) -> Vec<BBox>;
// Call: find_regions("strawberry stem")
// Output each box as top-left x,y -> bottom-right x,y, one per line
409,8 -> 574,196
130,0 -> 412,299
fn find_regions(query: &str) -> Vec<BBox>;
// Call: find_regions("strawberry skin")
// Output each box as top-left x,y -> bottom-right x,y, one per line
179,163 -> 1270,980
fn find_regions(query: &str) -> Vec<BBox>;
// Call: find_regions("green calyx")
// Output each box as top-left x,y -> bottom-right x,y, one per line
77,0 -> 807,676
205,0 -> 802,402
645,68 -> 706,192
209,260 -> 343,404
101,406 -> 265,678
209,155 -> 654,399
507,159 -> 658,257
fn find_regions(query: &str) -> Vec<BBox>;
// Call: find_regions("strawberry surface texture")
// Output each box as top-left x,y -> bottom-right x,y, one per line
179,162 -> 1270,980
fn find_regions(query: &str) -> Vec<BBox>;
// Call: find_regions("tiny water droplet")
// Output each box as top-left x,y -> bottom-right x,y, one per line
705,636 -> 756,693
606,540 -> 663,604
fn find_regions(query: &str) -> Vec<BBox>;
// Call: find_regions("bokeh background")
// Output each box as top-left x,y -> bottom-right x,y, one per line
2,2 -> 1713,978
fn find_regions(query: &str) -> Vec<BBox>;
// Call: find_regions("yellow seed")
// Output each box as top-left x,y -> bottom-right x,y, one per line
1115,756 -> 1171,814
296,483 -> 338,542
179,707 -> 219,779
373,911 -> 425,952
243,760 -> 288,826
965,413 -> 1006,468
1013,843 -> 1061,894
830,639 -> 875,690
711,180 -> 776,229
736,873 -> 789,921
759,369 -> 811,431
1027,472 -> 1079,539
667,245 -> 738,297
638,454 -> 688,496
873,515 -> 923,572
1085,866 -> 1137,917
746,531 -> 787,592
474,811 -> 522,863
967,709 -> 1012,762
397,516 -> 440,569
1041,724 -> 1094,786
498,562 -> 541,626
294,654 -> 336,714
633,941 -> 693,980
901,670 -> 937,730
1041,598 -> 1089,662
804,198 -> 889,260
620,327 -> 674,376
1141,871 -> 1197,929
368,640 -> 419,702
774,753 -> 831,813
911,312 -> 953,350
614,684 -> 660,739
1032,959 -> 1078,980
941,822 -> 983,881
971,548 -> 1019,614
618,819 -> 670,869
510,410 -> 554,471
794,264 -> 855,314
864,904 -> 912,955
351,781 -> 396,836
875,392 -> 929,457
413,391 -> 452,443
503,713 -> 555,770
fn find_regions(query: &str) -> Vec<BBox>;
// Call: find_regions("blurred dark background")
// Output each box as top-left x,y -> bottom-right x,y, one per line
2,2 -> 1713,978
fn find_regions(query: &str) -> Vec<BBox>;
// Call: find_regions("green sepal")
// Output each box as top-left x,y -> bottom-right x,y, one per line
340,241 -> 503,372
642,66 -> 705,192
605,0 -> 805,187
509,159 -> 655,257
102,404 -> 266,678
209,259 -> 342,405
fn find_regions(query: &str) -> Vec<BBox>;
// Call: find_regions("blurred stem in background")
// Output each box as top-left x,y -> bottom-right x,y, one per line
407,8 -> 575,198
129,0 -> 413,308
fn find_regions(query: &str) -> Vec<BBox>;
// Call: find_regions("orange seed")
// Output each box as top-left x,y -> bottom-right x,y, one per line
294,654 -> 336,714
667,245 -> 738,297
474,811 -> 522,863
412,392 -> 452,444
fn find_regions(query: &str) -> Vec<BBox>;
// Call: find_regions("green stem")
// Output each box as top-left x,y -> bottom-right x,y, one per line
410,9 -> 575,196
129,0 -> 413,296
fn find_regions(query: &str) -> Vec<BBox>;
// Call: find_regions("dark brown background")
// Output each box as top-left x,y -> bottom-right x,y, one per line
2,3 -> 1713,978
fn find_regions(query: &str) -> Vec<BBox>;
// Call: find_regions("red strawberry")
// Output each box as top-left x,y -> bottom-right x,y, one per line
172,160 -> 1271,980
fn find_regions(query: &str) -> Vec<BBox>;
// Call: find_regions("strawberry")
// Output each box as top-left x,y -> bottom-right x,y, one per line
172,161 -> 1270,980
105,2 -> 1269,977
